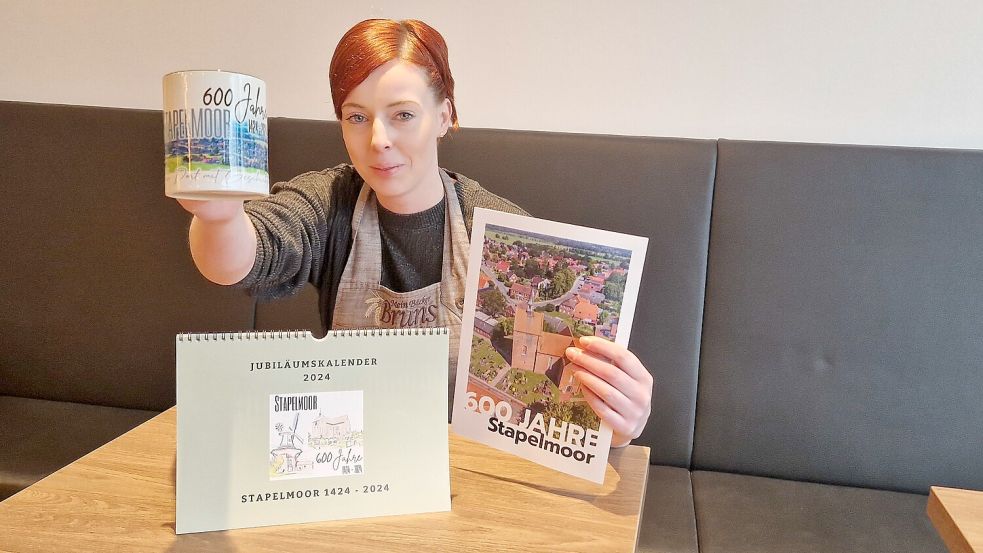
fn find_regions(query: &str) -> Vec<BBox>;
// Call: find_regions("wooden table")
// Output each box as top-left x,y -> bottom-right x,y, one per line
928,486 -> 983,553
0,408 -> 650,552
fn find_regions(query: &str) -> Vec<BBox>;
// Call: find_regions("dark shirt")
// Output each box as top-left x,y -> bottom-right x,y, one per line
378,198 -> 445,293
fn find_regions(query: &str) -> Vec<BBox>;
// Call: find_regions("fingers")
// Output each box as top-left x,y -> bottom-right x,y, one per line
177,198 -> 246,223
565,346 -> 646,404
175,198 -> 205,213
565,337 -> 654,443
574,367 -> 649,434
576,373 -> 638,439
573,367 -> 633,419
576,336 -> 653,387
565,339 -> 653,404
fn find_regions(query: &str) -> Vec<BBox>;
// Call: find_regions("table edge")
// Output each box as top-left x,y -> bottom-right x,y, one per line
927,486 -> 977,553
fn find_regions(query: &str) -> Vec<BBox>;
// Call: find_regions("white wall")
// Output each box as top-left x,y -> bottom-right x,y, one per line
2,0 -> 981,149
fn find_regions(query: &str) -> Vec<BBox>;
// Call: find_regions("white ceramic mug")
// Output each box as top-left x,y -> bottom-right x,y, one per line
162,70 -> 269,199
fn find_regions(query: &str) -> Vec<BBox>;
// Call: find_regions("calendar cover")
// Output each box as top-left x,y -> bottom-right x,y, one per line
451,209 -> 648,483
176,329 -> 450,534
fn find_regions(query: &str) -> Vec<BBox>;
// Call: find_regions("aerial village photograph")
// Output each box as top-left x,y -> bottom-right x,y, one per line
468,224 -> 633,432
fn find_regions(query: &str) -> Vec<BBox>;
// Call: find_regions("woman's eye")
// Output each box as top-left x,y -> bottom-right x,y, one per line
346,113 -> 366,123
395,111 -> 414,121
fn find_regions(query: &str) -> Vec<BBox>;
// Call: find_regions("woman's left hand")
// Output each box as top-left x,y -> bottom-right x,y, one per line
565,336 -> 653,447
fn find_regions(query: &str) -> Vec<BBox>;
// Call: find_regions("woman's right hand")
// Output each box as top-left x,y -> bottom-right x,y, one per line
176,198 -> 258,285
176,198 -> 245,223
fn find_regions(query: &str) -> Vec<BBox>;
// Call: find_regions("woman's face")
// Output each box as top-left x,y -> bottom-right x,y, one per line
340,59 -> 452,213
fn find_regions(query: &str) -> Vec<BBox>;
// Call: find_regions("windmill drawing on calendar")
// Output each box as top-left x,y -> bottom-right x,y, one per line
268,390 -> 364,480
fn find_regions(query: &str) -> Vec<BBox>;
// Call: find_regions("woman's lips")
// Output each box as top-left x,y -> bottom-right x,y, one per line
371,164 -> 403,177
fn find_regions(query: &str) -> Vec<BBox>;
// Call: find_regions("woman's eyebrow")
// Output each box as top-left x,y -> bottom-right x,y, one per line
341,100 -> 421,110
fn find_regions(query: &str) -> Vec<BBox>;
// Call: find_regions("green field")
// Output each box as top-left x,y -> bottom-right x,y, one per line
165,156 -> 267,174
485,230 -> 557,249
485,230 -> 629,268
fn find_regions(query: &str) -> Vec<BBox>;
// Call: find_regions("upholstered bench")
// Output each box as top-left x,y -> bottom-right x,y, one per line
3,101 -> 981,553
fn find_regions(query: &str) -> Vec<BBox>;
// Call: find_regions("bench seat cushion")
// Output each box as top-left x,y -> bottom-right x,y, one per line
638,465 -> 699,553
0,395 -> 158,500
692,470 -> 946,552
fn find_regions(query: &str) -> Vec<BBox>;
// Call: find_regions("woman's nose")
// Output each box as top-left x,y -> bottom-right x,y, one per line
371,119 -> 392,151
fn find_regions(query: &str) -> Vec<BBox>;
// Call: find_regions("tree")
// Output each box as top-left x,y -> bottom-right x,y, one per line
575,323 -> 595,338
570,401 -> 601,431
524,258 -> 542,278
501,317 -> 514,337
493,317 -> 515,340
549,268 -> 575,298
481,288 -> 507,318
604,272 -> 627,302
604,281 -> 625,302
544,399 -> 574,424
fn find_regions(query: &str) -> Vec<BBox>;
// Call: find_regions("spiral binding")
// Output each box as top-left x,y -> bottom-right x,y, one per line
176,327 -> 449,341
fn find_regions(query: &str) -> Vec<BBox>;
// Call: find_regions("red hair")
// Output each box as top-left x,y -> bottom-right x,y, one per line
329,19 -> 458,130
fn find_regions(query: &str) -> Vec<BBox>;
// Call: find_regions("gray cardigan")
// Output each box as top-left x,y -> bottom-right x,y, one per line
234,163 -> 528,331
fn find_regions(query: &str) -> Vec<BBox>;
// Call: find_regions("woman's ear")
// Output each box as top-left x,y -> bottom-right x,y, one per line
439,97 -> 452,137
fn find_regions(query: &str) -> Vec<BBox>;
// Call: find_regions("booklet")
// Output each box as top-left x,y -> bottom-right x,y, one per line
451,208 -> 648,483
176,328 -> 451,534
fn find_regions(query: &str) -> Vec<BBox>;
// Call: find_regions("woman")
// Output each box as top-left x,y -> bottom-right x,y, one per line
178,19 -> 653,447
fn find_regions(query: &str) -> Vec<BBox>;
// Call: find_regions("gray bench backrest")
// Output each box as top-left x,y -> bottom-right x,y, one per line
11,101 -> 977,489
692,139 -> 983,493
0,102 -> 255,411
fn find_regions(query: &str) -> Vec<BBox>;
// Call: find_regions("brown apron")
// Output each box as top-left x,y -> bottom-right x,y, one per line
331,170 -> 469,410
